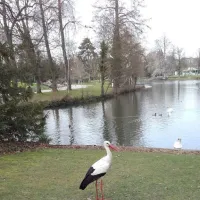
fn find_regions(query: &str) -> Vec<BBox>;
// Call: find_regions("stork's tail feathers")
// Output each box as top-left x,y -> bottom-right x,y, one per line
79,167 -> 95,190
79,174 -> 98,190
79,173 -> 106,190
79,178 -> 88,190
79,166 -> 106,190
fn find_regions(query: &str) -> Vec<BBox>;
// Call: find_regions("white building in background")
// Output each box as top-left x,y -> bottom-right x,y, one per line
175,67 -> 200,76
182,67 -> 200,76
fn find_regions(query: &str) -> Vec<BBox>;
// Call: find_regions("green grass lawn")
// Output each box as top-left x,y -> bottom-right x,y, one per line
18,82 -> 50,91
31,83 -> 50,91
31,81 -> 112,102
1,148 -> 200,200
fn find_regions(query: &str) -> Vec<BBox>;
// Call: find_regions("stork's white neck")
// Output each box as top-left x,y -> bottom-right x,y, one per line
105,146 -> 112,160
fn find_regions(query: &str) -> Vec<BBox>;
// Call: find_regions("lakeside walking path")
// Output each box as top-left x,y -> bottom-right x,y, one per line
41,84 -> 91,93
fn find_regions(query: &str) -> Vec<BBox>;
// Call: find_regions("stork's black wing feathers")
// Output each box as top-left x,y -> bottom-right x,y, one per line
85,166 -> 95,177
79,166 -> 106,190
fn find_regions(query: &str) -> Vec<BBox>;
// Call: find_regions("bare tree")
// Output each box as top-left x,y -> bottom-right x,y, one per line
94,0 -> 147,93
57,0 -> 75,91
121,28 -> 145,89
146,45 -> 184,78
176,47 -> 184,76
155,35 -> 170,61
166,47 -> 177,76
38,0 -> 57,91
145,51 -> 157,77
112,0 -> 122,93
71,57 -> 88,82
155,34 -> 171,76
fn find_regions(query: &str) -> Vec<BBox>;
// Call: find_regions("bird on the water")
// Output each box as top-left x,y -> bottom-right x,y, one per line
167,107 -> 174,116
79,141 -> 118,200
174,138 -> 182,149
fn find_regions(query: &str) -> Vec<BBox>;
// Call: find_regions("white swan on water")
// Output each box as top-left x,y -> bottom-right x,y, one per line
167,107 -> 174,116
144,84 -> 152,89
174,138 -> 182,149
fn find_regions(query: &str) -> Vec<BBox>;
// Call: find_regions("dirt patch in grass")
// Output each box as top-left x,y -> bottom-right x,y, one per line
0,142 -> 42,155
43,144 -> 200,155
2,142 -> 200,156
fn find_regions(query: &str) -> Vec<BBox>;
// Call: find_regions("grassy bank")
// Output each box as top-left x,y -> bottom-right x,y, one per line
1,148 -> 200,200
168,75 -> 200,80
31,82 -> 143,109
18,82 -> 50,91
31,81 -> 112,103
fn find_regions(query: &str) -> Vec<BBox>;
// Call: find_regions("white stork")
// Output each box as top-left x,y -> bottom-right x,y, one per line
79,141 -> 118,200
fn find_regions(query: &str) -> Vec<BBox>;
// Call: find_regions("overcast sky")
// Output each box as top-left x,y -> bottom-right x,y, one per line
75,0 -> 200,57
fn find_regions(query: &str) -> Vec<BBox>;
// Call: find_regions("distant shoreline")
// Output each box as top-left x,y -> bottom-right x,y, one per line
41,85 -> 145,109
34,78 -> 200,109
167,76 -> 200,80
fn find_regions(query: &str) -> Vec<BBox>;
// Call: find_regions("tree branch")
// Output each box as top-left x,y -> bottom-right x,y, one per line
62,20 -> 76,30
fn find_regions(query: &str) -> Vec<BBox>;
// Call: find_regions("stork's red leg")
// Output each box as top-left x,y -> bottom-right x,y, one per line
100,179 -> 104,200
95,180 -> 99,200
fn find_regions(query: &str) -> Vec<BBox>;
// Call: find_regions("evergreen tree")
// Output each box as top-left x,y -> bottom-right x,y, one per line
78,38 -> 98,80
0,42 -> 49,143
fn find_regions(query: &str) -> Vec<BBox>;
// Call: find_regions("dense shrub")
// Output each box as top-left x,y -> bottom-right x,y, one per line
0,102 -> 48,142
0,44 -> 50,143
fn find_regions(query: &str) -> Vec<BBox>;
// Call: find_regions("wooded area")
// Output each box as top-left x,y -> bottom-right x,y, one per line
1,0 -> 198,95
0,0 -> 147,95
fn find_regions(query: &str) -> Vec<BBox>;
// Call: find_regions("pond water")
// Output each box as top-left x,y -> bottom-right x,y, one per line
44,80 -> 200,150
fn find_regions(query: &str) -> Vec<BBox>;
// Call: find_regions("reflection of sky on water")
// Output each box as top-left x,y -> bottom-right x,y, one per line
45,80 -> 200,150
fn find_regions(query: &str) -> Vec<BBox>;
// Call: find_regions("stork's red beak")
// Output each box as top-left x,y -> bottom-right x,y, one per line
109,144 -> 118,151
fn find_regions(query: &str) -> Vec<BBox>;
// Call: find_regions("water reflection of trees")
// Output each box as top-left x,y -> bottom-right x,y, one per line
51,108 -> 75,145
68,107 -> 75,145
82,103 -> 100,119
107,93 -> 143,146
53,109 -> 61,144
177,81 -> 180,100
147,81 -> 177,108
101,101 -> 111,142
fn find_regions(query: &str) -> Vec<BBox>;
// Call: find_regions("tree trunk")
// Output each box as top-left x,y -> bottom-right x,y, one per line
112,0 -> 122,94
39,0 -> 57,92
36,51 -> 42,93
58,0 -> 71,90
36,79 -> 41,93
